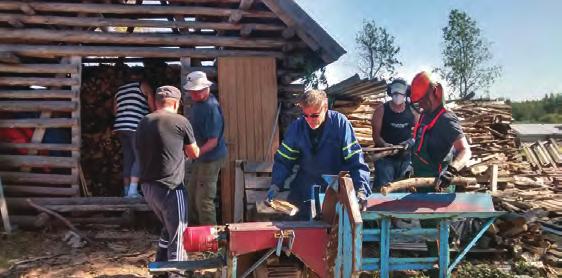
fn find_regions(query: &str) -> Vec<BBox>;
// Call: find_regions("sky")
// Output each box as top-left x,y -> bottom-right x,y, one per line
294,0 -> 562,101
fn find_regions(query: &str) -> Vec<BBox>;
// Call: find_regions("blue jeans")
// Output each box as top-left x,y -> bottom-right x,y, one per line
373,155 -> 411,191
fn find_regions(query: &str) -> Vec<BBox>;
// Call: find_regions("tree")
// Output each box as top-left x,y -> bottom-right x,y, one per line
435,9 -> 501,99
302,65 -> 328,90
355,20 -> 401,80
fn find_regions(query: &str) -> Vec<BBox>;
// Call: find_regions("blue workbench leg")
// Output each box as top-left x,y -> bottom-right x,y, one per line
380,217 -> 391,278
439,220 -> 450,278
343,209 -> 353,278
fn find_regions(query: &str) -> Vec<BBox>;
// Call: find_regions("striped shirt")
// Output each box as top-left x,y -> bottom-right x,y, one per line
113,82 -> 150,132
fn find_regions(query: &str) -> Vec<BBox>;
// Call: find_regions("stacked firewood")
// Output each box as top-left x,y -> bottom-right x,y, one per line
81,63 -> 181,196
327,76 -> 387,169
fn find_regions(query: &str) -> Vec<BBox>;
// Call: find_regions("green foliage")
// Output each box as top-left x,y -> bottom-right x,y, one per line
302,65 -> 328,90
355,20 -> 401,80
511,93 -> 562,123
512,260 -> 543,277
435,9 -> 501,99
455,262 -> 513,278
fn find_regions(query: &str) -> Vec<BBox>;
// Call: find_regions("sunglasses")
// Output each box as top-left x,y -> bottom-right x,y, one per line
303,113 -> 322,119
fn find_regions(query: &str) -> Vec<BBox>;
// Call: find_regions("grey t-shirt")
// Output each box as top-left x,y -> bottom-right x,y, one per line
136,111 -> 195,189
420,107 -> 464,165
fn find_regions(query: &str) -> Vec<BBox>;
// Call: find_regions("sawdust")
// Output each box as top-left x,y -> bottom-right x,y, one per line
0,229 -> 156,278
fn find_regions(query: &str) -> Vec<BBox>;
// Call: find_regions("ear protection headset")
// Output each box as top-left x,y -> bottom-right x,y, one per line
386,78 -> 411,97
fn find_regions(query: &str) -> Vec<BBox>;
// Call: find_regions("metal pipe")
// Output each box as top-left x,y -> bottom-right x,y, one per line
240,248 -> 276,278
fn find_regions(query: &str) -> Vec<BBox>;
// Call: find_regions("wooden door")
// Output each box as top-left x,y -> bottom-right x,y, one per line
218,57 -> 278,223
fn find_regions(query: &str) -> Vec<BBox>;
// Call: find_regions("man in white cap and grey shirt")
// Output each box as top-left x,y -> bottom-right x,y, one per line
184,71 -> 227,225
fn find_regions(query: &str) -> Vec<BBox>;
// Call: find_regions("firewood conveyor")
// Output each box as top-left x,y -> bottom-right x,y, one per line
148,173 -> 505,278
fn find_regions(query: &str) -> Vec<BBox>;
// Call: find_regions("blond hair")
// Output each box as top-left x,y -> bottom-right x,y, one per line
299,89 -> 328,108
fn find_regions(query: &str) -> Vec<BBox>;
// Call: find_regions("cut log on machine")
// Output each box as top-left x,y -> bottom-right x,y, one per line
380,177 -> 478,195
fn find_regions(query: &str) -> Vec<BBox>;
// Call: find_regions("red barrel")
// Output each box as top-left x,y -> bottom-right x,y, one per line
183,226 -> 219,253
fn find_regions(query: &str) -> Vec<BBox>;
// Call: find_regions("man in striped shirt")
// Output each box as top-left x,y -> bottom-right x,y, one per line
113,67 -> 154,198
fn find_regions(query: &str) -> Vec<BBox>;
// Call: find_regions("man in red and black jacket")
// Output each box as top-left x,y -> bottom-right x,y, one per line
409,71 -> 471,191
409,71 -> 472,278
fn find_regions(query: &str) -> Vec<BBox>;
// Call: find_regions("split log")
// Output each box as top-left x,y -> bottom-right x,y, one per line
380,177 -> 478,195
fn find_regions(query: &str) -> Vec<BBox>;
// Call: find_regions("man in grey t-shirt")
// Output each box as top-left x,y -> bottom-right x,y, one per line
136,85 -> 199,262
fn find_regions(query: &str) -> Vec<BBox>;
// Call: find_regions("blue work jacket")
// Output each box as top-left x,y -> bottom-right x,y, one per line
272,110 -> 371,215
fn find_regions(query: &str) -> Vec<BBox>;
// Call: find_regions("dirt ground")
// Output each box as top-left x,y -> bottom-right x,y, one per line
0,229 -> 156,278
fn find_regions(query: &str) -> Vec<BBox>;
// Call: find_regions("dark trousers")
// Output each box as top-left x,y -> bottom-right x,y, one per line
373,155 -> 411,191
142,182 -> 188,261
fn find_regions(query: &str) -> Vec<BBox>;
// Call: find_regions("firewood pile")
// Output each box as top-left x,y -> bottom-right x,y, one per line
327,75 -> 387,168
80,63 -> 180,196
448,101 -> 561,268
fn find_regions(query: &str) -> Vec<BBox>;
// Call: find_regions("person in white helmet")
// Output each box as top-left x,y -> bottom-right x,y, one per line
371,78 -> 418,190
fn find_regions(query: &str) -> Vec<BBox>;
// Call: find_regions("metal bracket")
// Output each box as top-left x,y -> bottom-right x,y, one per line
274,229 -> 296,256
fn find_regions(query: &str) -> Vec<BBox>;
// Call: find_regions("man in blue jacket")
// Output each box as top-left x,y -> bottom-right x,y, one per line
267,89 -> 371,220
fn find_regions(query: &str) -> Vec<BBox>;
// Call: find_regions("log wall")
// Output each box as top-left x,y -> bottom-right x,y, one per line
0,57 -> 81,197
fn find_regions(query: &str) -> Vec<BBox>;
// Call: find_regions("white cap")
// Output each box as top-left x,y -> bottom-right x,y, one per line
390,82 -> 408,95
183,71 -> 213,91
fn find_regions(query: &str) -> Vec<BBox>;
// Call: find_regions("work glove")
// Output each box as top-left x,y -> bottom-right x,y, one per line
434,165 -> 459,191
266,184 -> 280,202
356,190 -> 368,211
397,138 -> 414,157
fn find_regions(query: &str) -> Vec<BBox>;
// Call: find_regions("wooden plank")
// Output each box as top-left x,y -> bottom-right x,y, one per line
0,101 -> 76,112
0,142 -> 79,151
218,57 -> 278,223
7,196 -> 148,211
260,58 -> 278,160
243,161 -> 273,173
0,118 -> 78,128
244,174 -> 271,189
0,63 -> 78,74
0,44 -> 283,59
233,160 -> 245,223
69,56 -> 81,196
3,185 -> 76,196
0,171 -> 75,185
0,90 -> 74,99
0,155 -> 76,168
0,28 -> 287,49
0,2 -> 277,18
0,51 -> 20,64
0,178 -> 12,233
42,204 -> 151,212
0,13 -> 286,32
245,190 -> 289,205
0,77 -> 79,87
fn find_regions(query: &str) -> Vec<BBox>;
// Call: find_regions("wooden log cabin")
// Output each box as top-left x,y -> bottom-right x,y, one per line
0,0 -> 345,225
